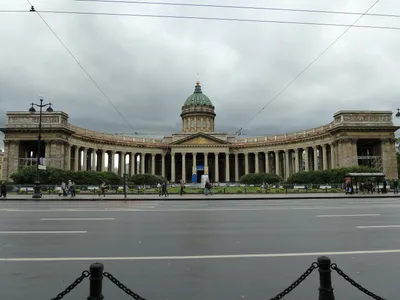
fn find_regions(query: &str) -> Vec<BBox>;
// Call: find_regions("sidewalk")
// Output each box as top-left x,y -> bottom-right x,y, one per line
1,192 -> 400,201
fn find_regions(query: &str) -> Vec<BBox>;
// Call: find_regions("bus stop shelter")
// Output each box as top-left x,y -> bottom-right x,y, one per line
345,172 -> 385,194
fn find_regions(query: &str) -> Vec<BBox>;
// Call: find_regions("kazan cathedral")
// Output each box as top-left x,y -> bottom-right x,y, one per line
1,82 -> 398,182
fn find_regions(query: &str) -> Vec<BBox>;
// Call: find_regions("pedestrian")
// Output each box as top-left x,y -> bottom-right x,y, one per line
180,179 -> 186,195
204,181 -> 212,196
70,181 -> 76,197
383,180 -> 387,194
59,181 -> 66,196
161,182 -> 169,197
394,178 -> 399,194
157,182 -> 162,196
99,181 -> 106,197
0,181 -> 6,198
67,180 -> 72,196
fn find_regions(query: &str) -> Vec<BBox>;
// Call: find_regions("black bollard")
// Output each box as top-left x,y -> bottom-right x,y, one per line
318,256 -> 335,300
87,263 -> 104,300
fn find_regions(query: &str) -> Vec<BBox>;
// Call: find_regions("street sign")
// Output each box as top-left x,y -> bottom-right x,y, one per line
38,165 -> 47,170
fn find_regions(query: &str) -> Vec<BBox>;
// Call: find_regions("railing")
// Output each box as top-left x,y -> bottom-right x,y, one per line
4,183 -> 349,196
49,256 -> 386,300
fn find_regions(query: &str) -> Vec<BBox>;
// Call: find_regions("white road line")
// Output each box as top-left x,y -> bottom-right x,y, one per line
356,225 -> 400,229
0,231 -> 87,234
40,218 -> 114,221
2,249 -> 400,262
316,214 -> 381,218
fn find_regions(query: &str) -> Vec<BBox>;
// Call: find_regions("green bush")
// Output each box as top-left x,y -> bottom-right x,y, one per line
286,166 -> 380,184
239,173 -> 282,185
129,173 -> 166,185
10,166 -> 122,185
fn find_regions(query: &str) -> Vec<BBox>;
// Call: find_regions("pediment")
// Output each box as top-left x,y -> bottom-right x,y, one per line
170,133 -> 230,146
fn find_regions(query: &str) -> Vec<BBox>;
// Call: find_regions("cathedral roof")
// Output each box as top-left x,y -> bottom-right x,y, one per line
183,82 -> 213,107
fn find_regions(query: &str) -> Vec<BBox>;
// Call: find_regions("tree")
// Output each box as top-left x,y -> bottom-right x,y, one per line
286,166 -> 380,184
239,173 -> 282,185
10,166 -> 122,185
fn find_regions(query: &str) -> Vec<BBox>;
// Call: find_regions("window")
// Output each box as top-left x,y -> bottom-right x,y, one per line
191,119 -> 194,128
203,119 -> 206,128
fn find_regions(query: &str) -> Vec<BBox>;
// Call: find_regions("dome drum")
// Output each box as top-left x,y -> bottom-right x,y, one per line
181,82 -> 216,133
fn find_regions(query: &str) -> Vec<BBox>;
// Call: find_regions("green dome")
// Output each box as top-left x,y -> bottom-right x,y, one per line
183,82 -> 213,107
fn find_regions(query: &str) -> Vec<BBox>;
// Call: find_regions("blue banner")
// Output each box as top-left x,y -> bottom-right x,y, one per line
197,165 -> 204,171
192,174 -> 197,183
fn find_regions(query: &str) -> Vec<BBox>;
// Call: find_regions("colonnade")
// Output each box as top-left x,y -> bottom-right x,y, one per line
65,143 -> 336,182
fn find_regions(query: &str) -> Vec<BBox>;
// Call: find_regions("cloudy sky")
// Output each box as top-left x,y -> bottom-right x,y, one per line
1,0 -> 400,148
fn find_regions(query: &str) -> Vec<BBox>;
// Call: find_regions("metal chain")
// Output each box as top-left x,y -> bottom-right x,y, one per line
103,272 -> 147,300
270,262 -> 318,300
50,270 -> 90,300
331,263 -> 386,300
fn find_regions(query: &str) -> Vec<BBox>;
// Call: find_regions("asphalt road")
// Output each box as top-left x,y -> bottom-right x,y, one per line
1,198 -> 400,299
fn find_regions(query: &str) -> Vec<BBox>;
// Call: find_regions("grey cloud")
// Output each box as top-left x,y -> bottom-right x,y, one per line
1,0 -> 400,150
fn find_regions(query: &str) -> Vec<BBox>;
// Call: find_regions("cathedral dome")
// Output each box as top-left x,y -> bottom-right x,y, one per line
183,81 -> 213,107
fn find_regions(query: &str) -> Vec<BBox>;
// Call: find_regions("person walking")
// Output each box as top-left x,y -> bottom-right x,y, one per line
0,182 -> 6,198
99,181 -> 106,197
394,178 -> 399,194
67,180 -> 73,196
70,181 -> 76,197
161,182 -> 169,197
59,181 -> 66,196
180,179 -> 186,196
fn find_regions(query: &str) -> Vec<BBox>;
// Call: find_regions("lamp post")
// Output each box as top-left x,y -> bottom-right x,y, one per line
29,96 -> 53,199
396,108 -> 400,118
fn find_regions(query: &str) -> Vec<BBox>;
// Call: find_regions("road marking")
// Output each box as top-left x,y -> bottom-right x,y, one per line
40,218 -> 114,221
356,225 -> 400,229
316,214 -> 381,218
2,249 -> 400,261
0,231 -> 87,234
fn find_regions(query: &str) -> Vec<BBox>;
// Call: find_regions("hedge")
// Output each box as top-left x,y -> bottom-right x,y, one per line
285,166 -> 380,184
128,174 -> 167,185
10,166 -> 122,185
239,173 -> 282,185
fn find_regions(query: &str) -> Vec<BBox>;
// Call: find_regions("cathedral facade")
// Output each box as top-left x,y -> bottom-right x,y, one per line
1,82 -> 399,182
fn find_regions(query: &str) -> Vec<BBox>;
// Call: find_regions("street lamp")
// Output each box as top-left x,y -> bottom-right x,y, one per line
396,108 -> 400,118
29,96 -> 53,199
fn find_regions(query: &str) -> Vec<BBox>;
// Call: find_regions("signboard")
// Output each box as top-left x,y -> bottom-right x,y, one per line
38,165 -> 47,170
192,166 -> 197,175
204,166 -> 209,175
197,165 -> 204,171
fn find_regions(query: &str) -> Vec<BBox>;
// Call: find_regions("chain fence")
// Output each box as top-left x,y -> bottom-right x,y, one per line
49,257 -> 387,300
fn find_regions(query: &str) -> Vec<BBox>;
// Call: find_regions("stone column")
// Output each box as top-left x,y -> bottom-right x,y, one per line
381,138 -> 398,179
102,150 -> 108,172
294,149 -> 299,173
182,153 -> 186,182
141,153 -> 145,174
151,153 -> 156,175
330,143 -> 335,169
130,153 -> 135,175
285,150 -> 290,178
265,152 -> 270,173
109,151 -> 115,173
82,148 -> 87,171
171,152 -> 176,183
255,152 -> 259,173
234,153 -> 239,182
64,144 -> 71,170
304,148 -> 309,171
322,144 -> 328,170
92,149 -> 97,171
215,153 -> 219,182
225,153 -> 230,182
313,146 -> 318,171
161,154 -> 166,178
204,152 -> 208,168
120,152 -> 126,175
244,153 -> 249,174
74,146 -> 79,171
193,152 -> 197,169
274,151 -> 280,176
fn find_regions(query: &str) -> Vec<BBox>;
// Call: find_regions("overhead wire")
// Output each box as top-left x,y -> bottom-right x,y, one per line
235,0 -> 381,136
23,0 -> 136,132
75,0 -> 400,20
2,9 -> 400,30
